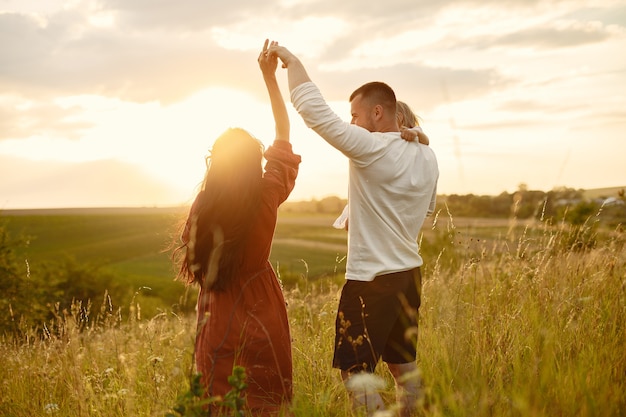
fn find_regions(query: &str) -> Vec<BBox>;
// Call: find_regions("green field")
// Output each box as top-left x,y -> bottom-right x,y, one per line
1,208 -> 348,316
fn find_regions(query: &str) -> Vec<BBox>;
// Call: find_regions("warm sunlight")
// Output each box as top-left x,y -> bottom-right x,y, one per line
1,0 -> 624,209
0,85 -> 350,207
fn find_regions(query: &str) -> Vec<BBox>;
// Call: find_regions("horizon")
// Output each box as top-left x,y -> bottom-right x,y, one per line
2,184 -> 624,212
1,1 -> 625,209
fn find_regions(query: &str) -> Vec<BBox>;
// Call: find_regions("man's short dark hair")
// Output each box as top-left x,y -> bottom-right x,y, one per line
349,81 -> 397,113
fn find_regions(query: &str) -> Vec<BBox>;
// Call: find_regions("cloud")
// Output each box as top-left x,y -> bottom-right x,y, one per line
98,0 -> 265,31
0,155 -> 186,209
312,63 -> 511,111
0,100 -> 92,140
0,0 -> 623,205
491,22 -> 614,49
0,10 -> 261,104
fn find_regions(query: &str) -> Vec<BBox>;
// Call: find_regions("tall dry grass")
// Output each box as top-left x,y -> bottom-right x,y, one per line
417,217 -> 626,416
1,216 -> 624,416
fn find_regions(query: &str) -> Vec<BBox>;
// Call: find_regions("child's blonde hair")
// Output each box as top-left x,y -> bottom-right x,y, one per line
396,101 -> 419,128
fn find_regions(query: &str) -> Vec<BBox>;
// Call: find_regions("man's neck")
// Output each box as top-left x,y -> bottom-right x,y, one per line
375,121 -> 400,133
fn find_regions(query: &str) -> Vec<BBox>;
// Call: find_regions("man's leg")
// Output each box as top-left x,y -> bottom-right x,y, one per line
387,362 -> 422,417
341,370 -> 386,416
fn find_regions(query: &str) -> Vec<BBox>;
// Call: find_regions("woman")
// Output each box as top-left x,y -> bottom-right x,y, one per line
176,40 -> 300,416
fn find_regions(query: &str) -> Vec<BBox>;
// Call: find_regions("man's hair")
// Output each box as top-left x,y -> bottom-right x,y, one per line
349,81 -> 397,114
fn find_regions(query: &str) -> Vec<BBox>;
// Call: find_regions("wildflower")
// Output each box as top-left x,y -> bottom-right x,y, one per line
345,372 -> 386,394
148,355 -> 164,364
44,403 -> 59,414
373,411 -> 395,417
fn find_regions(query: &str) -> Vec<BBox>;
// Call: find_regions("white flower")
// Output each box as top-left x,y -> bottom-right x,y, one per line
148,355 -> 164,364
345,372 -> 386,394
373,411 -> 395,417
44,403 -> 59,414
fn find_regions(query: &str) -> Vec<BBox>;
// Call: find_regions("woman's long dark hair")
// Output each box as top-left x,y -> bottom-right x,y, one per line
176,128 -> 263,291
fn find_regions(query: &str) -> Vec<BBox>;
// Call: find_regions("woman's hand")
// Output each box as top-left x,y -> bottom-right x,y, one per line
258,39 -> 279,77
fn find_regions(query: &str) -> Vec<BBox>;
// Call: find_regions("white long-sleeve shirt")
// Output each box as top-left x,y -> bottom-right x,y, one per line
291,82 -> 439,281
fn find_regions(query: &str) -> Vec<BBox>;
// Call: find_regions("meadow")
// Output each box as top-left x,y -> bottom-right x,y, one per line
0,208 -> 624,416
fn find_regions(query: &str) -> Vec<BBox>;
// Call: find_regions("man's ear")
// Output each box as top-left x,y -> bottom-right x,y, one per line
373,104 -> 384,120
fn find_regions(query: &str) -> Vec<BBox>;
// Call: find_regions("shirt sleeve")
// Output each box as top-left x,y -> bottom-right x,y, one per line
291,82 -> 388,167
262,140 -> 302,207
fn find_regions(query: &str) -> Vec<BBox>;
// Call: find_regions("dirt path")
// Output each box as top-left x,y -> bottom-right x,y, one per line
272,238 -> 347,253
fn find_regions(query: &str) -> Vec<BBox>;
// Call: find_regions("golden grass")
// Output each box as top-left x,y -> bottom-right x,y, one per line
1,218 -> 624,416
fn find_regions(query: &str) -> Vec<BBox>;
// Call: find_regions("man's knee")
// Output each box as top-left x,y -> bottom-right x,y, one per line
387,362 -> 419,380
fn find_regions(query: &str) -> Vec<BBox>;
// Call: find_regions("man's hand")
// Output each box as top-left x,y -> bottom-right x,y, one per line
267,42 -> 298,69
264,40 -> 311,91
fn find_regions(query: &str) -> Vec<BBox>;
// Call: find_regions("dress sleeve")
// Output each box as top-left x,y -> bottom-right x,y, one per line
262,140 -> 301,207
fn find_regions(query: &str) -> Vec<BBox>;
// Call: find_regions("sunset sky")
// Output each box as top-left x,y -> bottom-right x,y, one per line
0,0 -> 624,209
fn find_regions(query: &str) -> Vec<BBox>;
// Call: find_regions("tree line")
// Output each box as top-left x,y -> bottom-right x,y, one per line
281,186 -> 626,227
2,186 -> 624,337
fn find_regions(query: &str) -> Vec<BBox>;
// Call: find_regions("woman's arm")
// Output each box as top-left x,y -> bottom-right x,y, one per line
259,39 -> 289,143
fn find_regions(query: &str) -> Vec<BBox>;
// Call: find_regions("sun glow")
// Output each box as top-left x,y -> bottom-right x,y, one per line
0,87 -> 279,202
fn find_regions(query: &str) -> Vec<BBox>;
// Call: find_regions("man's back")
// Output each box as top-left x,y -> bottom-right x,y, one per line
291,82 -> 439,281
346,132 -> 438,281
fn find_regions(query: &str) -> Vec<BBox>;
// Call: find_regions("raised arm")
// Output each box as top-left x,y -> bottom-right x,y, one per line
267,42 -> 311,92
259,39 -> 290,143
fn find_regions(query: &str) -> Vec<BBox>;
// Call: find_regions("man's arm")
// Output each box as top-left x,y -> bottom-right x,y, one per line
267,41 -> 384,164
427,182 -> 438,217
259,40 -> 290,143
267,43 -> 311,92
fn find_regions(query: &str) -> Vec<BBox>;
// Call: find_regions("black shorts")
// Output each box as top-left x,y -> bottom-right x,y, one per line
332,268 -> 422,373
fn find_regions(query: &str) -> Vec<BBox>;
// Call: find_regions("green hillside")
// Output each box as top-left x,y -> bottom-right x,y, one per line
1,209 -> 347,317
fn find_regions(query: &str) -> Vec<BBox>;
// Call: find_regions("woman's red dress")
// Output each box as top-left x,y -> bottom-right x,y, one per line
193,140 -> 300,415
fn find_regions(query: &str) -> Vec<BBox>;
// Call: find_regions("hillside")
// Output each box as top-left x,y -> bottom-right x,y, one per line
581,185 -> 625,199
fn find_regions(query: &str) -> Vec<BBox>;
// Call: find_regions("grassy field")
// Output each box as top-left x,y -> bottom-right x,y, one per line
0,208 -> 624,416
1,208 -> 349,316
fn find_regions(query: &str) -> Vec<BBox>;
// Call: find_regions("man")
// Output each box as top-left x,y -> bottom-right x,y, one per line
268,41 -> 439,416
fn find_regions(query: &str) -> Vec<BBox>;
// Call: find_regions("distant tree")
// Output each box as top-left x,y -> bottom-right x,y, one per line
0,223 -> 52,334
0,221 -> 128,336
492,192 -> 513,216
316,196 -> 345,213
0,223 -> 25,333
559,200 -> 601,226
40,257 -> 122,315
